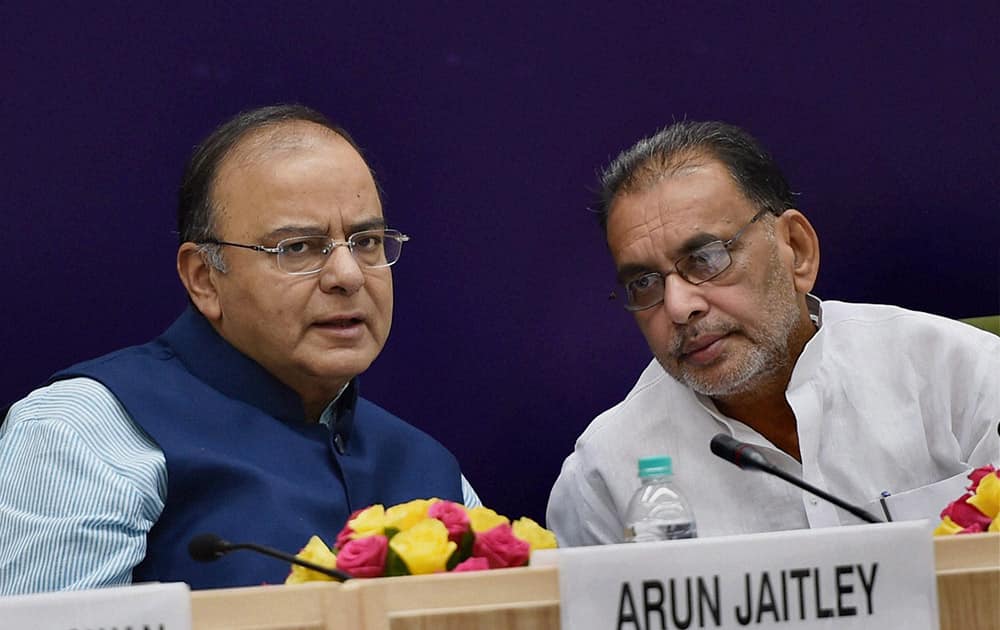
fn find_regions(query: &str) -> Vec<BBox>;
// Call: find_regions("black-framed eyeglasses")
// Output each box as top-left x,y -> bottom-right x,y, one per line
199,228 -> 410,275
619,209 -> 772,312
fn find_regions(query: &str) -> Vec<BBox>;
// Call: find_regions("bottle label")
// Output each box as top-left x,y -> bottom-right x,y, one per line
625,520 -> 697,543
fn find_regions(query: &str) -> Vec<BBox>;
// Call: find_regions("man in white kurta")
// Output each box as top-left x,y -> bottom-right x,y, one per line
546,120 -> 999,546
548,296 -> 999,545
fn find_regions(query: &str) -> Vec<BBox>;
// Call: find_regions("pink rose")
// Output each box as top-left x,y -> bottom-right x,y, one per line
428,501 -> 471,544
452,556 -> 491,572
472,523 -> 530,569
336,508 -> 366,550
966,465 -> 998,492
960,522 -> 987,534
940,493 -> 992,530
336,534 -> 389,578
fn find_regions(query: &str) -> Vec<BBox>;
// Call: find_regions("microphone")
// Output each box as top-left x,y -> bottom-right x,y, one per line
188,533 -> 352,582
709,434 -> 882,524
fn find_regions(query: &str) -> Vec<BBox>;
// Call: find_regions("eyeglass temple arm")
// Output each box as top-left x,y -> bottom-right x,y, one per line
207,240 -> 281,254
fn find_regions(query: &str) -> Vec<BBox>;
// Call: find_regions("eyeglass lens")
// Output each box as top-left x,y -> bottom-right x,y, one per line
625,241 -> 733,310
277,230 -> 404,274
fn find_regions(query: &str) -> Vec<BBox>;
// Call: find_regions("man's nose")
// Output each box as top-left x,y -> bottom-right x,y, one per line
318,245 -> 365,295
660,273 -> 708,324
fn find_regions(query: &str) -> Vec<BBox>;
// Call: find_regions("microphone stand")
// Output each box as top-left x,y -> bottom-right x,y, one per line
189,534 -> 352,582
755,462 -> 882,524
710,434 -> 882,524
225,541 -> 353,581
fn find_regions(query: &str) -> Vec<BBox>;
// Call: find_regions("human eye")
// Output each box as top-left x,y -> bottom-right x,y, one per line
280,237 -> 325,257
680,243 -> 729,279
627,273 -> 662,294
352,231 -> 384,251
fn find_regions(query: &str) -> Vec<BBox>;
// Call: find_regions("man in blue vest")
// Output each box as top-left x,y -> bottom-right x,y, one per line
0,104 -> 480,593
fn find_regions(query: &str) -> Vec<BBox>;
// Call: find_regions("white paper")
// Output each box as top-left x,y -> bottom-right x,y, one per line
534,521 -> 938,630
0,582 -> 191,630
866,471 -> 970,523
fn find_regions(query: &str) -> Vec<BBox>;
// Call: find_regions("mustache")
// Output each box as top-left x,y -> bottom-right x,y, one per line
670,321 -> 740,358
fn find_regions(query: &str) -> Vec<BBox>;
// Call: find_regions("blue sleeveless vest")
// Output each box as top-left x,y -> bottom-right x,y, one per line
53,307 -> 463,589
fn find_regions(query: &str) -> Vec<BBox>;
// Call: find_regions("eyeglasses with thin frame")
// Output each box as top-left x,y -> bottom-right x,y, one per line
199,228 -> 410,275
619,208 -> 772,312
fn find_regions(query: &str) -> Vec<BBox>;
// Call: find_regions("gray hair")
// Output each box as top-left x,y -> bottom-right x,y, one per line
597,121 -> 795,230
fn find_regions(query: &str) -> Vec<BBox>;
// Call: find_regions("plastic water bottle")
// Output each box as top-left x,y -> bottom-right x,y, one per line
623,455 -> 697,542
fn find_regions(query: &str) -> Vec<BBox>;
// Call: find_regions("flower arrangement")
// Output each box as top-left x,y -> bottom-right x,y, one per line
285,498 -> 558,583
933,465 -> 999,535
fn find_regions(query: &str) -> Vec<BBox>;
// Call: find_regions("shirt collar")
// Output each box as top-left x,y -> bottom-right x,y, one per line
318,381 -> 351,429
806,293 -> 823,329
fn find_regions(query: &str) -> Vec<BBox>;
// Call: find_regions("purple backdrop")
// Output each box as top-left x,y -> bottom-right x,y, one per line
4,4 -> 998,527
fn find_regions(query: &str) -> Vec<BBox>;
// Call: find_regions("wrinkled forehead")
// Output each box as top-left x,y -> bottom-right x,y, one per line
211,121 -> 382,235
609,157 -> 741,225
605,157 -> 758,266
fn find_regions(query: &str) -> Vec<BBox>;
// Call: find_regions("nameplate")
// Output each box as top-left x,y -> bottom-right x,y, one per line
0,582 -> 191,630
533,521 -> 937,629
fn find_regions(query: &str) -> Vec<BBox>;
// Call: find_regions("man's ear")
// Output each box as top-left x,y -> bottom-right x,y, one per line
177,243 -> 222,321
778,210 -> 820,295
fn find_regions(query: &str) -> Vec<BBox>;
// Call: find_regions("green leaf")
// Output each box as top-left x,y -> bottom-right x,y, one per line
384,546 -> 411,577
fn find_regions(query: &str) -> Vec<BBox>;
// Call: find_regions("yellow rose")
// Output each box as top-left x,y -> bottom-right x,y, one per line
933,516 -> 964,536
385,499 -> 437,532
990,517 -> 999,533
285,535 -> 338,584
468,506 -> 509,533
389,519 -> 457,574
968,473 -> 1000,519
350,504 -> 387,538
512,517 -> 558,551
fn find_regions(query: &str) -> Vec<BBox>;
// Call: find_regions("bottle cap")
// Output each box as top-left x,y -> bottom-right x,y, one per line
638,455 -> 672,478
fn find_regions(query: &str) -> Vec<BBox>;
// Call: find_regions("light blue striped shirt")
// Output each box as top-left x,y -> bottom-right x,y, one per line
0,378 -> 480,595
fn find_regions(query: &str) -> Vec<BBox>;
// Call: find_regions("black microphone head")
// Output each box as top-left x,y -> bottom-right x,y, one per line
710,433 -> 771,471
710,433 -> 742,460
188,533 -> 231,563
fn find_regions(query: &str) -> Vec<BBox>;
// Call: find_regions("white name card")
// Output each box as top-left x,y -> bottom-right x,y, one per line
533,521 -> 938,630
0,582 -> 191,630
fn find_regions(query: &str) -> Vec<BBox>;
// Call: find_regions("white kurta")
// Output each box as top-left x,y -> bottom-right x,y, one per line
547,298 -> 1000,546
